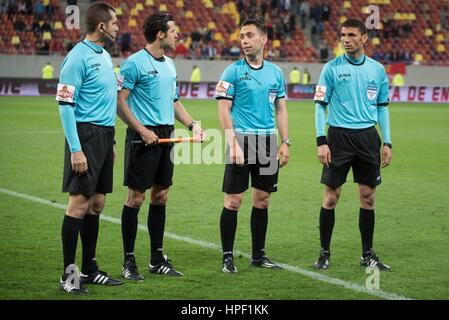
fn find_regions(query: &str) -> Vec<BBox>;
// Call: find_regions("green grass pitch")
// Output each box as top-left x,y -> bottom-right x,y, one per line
0,96 -> 448,300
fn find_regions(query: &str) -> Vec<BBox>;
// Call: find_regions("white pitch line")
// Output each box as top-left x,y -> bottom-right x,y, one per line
0,187 -> 412,300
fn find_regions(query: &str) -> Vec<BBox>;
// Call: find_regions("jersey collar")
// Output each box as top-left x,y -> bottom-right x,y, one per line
244,58 -> 264,70
144,48 -> 165,62
344,54 -> 365,66
82,39 -> 104,54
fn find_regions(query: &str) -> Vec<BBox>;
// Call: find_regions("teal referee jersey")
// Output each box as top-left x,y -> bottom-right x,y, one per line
56,39 -> 117,126
121,49 -> 179,126
215,59 -> 286,134
314,54 -> 389,129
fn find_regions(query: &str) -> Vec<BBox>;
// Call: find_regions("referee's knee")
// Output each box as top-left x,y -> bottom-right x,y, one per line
126,190 -> 146,208
224,194 -> 243,211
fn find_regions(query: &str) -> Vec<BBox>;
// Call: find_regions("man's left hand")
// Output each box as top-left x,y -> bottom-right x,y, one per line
278,143 -> 290,168
192,123 -> 206,142
382,145 -> 392,168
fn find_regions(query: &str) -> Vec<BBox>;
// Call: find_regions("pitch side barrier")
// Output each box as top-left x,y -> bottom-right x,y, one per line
0,79 -> 448,103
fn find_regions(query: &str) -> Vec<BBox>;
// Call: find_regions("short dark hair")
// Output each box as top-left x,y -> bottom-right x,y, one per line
240,17 -> 267,34
143,13 -> 174,43
341,19 -> 367,35
86,2 -> 115,34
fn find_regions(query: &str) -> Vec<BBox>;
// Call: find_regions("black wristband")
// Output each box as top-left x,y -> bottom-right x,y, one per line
188,121 -> 195,131
317,136 -> 328,146
383,142 -> 392,149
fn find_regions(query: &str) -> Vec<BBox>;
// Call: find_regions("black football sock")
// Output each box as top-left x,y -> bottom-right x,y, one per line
80,213 -> 100,275
320,207 -> 335,252
251,207 -> 268,260
121,205 -> 140,260
61,215 -> 83,272
359,208 -> 375,256
220,207 -> 238,259
148,204 -> 166,265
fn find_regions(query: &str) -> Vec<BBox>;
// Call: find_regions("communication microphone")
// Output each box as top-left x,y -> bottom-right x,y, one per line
101,27 -> 116,41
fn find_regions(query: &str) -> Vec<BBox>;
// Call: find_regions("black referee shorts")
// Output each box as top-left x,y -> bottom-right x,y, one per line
321,126 -> 382,190
222,133 -> 279,194
62,123 -> 115,198
124,125 -> 174,191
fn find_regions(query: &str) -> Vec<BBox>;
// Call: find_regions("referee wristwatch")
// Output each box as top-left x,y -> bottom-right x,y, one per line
281,138 -> 292,147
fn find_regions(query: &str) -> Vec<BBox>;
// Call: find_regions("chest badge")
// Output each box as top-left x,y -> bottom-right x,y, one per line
367,85 -> 378,101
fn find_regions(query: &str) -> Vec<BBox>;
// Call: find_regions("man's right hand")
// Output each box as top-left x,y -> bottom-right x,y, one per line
230,142 -> 245,166
140,127 -> 159,146
317,144 -> 332,167
71,151 -> 88,175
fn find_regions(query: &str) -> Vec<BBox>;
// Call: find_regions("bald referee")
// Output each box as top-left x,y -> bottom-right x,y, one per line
313,19 -> 392,271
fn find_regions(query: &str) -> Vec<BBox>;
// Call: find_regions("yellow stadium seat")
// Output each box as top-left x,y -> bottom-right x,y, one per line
204,0 -> 213,8
272,39 -> 281,48
214,32 -> 223,41
343,1 -> 351,8
221,4 -> 229,14
130,8 -> 138,16
11,35 -> 20,45
361,6 -> 370,14
185,10 -> 193,18
43,31 -> 52,41
228,32 -> 238,42
228,2 -> 237,14
424,28 -> 433,37
175,25 -> 181,33
176,0 -> 184,8
208,22 -> 216,30
437,34 -> 444,42
339,16 -> 347,24
414,53 -> 423,62
136,3 -> 144,11
145,0 -> 154,5
54,21 -> 63,30
115,7 -> 123,15
437,44 -> 445,52
159,4 -> 167,11
128,19 -> 137,28
43,0 -> 49,5
372,37 -> 380,45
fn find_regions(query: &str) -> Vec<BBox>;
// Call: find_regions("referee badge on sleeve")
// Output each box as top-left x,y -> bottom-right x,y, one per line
55,84 -> 75,103
367,85 -> 378,101
116,73 -> 124,90
314,85 -> 326,101
269,89 -> 277,104
215,81 -> 232,98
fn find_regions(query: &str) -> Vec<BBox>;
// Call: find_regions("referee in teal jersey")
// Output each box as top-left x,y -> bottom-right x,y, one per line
215,17 -> 290,274
117,13 -> 205,280
313,19 -> 392,271
56,2 -> 123,295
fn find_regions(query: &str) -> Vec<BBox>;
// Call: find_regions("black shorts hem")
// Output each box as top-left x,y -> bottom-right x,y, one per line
320,179 -> 346,190
354,179 -> 382,188
222,185 -> 249,195
251,183 -> 277,193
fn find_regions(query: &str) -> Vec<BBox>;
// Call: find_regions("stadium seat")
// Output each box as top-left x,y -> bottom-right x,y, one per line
11,35 -> 20,45
136,3 -> 144,11
159,4 -> 167,12
176,0 -> 184,8
145,0 -> 154,6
